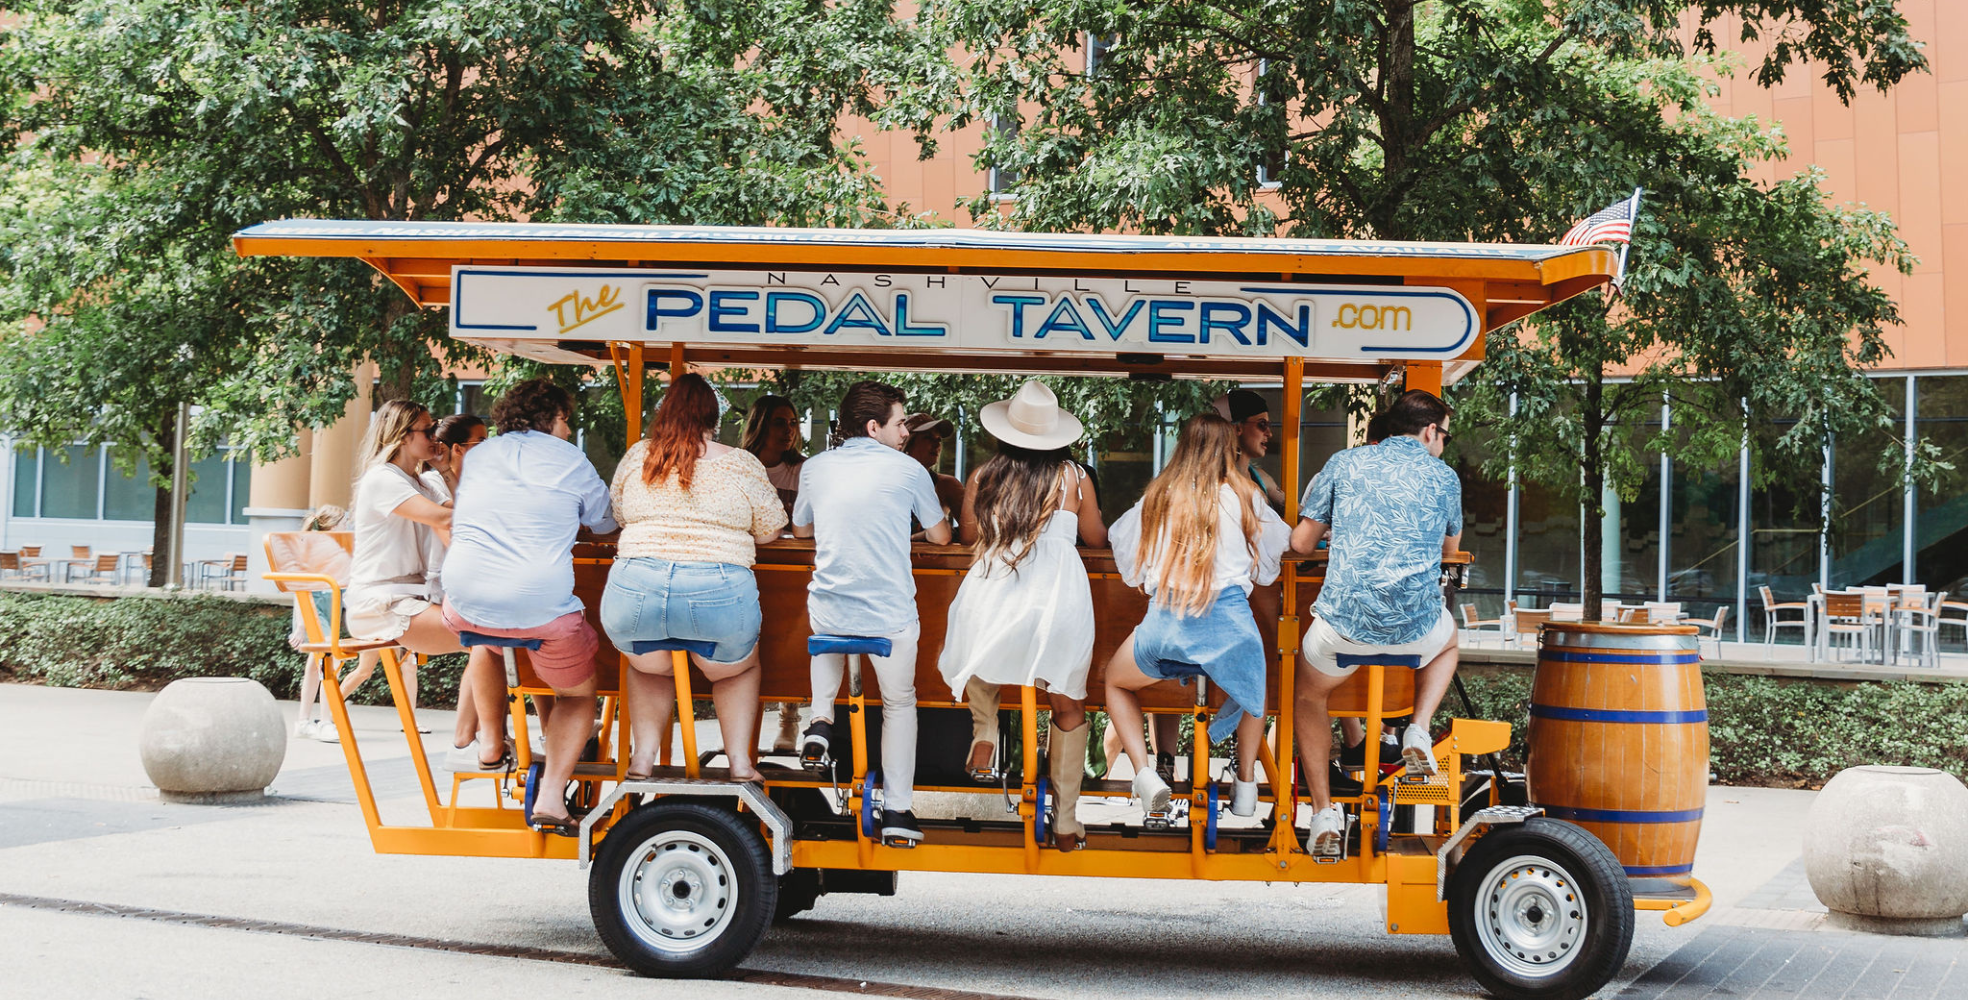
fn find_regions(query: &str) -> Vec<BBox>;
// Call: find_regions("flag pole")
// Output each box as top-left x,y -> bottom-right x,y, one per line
1614,186 -> 1644,290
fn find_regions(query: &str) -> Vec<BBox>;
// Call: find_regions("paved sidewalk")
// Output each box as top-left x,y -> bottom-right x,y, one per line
1,682 -> 1960,999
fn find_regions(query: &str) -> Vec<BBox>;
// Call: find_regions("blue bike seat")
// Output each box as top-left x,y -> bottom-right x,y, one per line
807,634 -> 894,657
1335,653 -> 1423,671
1152,660 -> 1208,680
458,632 -> 543,651
629,638 -> 719,659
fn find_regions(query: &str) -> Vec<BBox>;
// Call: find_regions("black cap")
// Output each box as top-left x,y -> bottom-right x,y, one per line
1224,389 -> 1269,424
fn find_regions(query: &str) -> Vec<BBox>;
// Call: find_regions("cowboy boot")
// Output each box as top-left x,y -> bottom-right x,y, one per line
964,677 -> 1000,781
1049,720 -> 1090,851
772,701 -> 801,753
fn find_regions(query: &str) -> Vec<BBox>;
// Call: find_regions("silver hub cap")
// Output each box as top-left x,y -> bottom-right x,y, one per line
1474,854 -> 1588,978
618,830 -> 736,953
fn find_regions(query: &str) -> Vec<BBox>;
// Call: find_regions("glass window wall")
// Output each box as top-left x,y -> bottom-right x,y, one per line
102,454 -> 155,521
1827,386 -> 1906,588
39,445 -> 99,519
11,448 -> 36,518
1914,374 -> 1968,599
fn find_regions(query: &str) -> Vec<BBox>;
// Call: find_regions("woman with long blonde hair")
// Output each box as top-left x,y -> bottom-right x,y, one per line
1105,411 -> 1288,821
936,380 -> 1106,851
341,400 -> 464,737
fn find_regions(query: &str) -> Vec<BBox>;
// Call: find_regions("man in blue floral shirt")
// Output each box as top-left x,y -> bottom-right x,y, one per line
1289,390 -> 1463,853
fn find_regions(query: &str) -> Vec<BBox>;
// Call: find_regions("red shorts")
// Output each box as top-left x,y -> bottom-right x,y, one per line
441,600 -> 598,691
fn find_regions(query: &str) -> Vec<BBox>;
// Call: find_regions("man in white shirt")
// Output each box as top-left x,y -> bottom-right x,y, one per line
792,381 -> 951,846
441,379 -> 618,836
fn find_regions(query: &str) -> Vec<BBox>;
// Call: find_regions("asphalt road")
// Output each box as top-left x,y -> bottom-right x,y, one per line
2,683 -> 1948,1000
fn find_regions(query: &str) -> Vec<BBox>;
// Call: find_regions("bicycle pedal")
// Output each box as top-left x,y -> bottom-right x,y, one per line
882,834 -> 921,849
968,767 -> 999,784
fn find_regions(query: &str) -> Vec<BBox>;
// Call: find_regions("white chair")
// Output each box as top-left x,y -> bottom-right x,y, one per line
1459,604 -> 1505,647
1758,586 -> 1809,646
1686,606 -> 1729,658
1547,602 -> 1585,622
1642,601 -> 1684,624
1940,596 -> 1968,650
1893,591 -> 1942,668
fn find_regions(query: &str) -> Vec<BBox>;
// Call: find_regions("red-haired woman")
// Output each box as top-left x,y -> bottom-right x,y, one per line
600,374 -> 787,781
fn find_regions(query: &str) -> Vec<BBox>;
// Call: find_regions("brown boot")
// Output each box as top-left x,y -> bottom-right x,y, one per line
772,702 -> 801,753
1049,720 -> 1089,851
964,678 -> 1000,781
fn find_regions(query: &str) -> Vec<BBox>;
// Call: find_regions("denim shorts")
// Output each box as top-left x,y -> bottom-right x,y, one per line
1132,586 -> 1269,743
600,558 -> 762,664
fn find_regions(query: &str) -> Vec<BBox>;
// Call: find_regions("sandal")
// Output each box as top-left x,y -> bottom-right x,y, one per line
530,812 -> 581,837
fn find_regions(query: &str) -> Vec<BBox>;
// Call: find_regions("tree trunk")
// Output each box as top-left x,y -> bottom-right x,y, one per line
1374,0 -> 1418,240
1580,372 -> 1606,623
369,288 -> 418,405
147,422 -> 175,588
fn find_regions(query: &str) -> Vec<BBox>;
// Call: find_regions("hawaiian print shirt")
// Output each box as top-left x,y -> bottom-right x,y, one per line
1301,435 -> 1463,645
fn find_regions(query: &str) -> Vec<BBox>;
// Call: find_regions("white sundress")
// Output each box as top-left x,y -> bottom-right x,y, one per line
937,468 -> 1096,701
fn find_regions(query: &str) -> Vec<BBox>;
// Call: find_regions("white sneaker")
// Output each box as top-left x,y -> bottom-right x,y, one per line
293,718 -> 314,739
308,720 -> 340,743
1132,766 -> 1172,818
1231,779 -> 1258,817
1401,724 -> 1438,775
443,739 -> 480,771
1307,804 -> 1346,854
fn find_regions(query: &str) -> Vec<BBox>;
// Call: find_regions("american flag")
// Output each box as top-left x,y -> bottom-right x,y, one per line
1560,189 -> 1642,246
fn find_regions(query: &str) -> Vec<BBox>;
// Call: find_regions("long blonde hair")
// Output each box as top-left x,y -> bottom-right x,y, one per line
353,399 -> 431,480
1137,412 -> 1261,616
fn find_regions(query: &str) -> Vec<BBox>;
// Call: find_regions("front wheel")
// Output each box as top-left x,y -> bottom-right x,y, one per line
590,800 -> 778,978
1448,818 -> 1634,1000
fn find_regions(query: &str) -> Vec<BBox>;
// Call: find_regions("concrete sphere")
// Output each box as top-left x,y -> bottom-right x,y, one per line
1803,765 -> 1968,936
138,678 -> 286,803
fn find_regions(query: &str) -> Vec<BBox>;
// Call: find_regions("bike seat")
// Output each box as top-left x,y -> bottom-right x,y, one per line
1335,653 -> 1423,671
457,632 -> 543,651
808,634 -> 894,657
629,638 -> 719,659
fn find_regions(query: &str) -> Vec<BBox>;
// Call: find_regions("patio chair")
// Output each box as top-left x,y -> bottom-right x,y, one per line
69,553 -> 122,585
1893,591 -> 1942,668
1641,601 -> 1684,624
1758,586 -> 1809,646
194,552 -> 247,590
1686,606 -> 1729,658
1939,596 -> 1968,650
1459,604 -> 1505,646
0,551 -> 51,581
1547,601 -> 1584,622
54,544 -> 95,583
1821,592 -> 1882,663
1511,609 -> 1551,646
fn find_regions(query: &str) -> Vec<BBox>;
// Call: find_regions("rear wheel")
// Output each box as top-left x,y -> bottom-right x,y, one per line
590,801 -> 777,978
1448,818 -> 1633,1000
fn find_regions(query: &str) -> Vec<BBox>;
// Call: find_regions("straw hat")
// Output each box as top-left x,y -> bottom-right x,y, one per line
979,380 -> 1083,451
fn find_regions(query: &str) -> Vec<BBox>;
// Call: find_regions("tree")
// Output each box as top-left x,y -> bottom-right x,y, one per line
918,0 -> 1930,617
0,1 -> 942,574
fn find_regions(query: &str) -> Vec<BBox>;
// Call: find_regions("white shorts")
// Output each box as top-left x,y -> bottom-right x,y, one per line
1301,609 -> 1456,678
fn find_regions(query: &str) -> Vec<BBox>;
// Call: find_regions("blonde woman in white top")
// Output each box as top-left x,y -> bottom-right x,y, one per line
601,374 -> 788,781
342,401 -> 464,726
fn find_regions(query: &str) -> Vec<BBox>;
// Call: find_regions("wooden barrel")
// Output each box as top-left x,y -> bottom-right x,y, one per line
1527,622 -> 1708,878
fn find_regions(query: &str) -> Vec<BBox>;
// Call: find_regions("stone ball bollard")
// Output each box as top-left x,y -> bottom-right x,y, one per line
1803,765 -> 1968,937
138,677 -> 287,804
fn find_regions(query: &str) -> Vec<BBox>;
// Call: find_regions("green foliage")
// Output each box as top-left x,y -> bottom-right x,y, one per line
1442,669 -> 1968,787
0,591 -> 464,708
0,0 -> 944,468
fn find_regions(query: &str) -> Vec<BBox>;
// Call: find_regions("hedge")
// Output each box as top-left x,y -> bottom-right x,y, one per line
0,590 -> 466,708
3,590 -> 1964,787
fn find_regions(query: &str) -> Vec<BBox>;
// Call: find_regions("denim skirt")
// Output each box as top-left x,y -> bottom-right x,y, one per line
600,558 -> 762,664
1131,586 -> 1267,742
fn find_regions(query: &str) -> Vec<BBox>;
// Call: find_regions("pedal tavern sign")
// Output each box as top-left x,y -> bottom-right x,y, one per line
450,265 -> 1481,361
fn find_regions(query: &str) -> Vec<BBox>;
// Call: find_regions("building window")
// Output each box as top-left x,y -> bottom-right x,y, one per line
1084,33 -> 1115,77
1913,374 -> 1968,593
40,444 -> 100,519
7,442 -> 249,525
11,447 -> 37,518
987,114 -> 1021,200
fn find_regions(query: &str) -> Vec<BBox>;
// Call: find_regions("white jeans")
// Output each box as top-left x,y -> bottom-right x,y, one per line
810,621 -> 920,811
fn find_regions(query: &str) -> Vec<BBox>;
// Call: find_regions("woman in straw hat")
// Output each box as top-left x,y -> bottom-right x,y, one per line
937,379 -> 1107,852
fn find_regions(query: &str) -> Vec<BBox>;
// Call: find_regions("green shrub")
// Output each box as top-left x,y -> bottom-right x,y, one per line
1440,670 -> 1968,788
0,591 -> 465,708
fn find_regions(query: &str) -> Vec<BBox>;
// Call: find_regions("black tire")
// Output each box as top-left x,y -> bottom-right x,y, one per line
1448,818 -> 1634,1000
589,800 -> 778,978
774,868 -> 821,923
